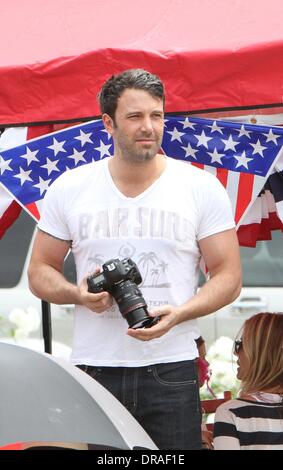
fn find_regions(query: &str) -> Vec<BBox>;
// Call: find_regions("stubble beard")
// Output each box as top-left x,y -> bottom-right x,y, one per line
123,148 -> 156,164
115,133 -> 162,165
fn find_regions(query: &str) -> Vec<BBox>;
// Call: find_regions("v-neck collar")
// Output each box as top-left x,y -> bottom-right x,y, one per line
104,157 -> 169,201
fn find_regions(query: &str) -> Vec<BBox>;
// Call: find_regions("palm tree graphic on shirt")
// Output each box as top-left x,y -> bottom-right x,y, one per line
138,252 -> 170,287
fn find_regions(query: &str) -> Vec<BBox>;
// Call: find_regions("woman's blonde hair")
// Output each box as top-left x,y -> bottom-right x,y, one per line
239,312 -> 283,395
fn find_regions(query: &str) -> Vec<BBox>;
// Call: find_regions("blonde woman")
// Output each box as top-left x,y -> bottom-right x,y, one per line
213,312 -> 283,450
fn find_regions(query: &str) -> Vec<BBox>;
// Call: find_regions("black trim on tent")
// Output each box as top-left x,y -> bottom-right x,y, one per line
1,102 -> 283,127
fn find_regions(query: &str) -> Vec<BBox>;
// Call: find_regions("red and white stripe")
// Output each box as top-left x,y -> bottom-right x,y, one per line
191,156 -> 283,247
191,163 -> 255,225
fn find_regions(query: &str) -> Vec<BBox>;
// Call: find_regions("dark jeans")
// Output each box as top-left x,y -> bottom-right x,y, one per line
77,359 -> 202,450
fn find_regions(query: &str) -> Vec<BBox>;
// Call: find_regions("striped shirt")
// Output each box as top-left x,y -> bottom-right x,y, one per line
213,396 -> 283,450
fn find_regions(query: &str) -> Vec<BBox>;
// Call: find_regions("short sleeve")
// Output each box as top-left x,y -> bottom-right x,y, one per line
37,174 -> 71,241
197,173 -> 235,241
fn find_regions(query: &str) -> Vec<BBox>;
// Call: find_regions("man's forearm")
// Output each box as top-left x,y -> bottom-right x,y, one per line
176,271 -> 242,323
28,263 -> 81,305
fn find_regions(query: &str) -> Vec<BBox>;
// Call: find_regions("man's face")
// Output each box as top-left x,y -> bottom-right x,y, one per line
103,88 -> 164,163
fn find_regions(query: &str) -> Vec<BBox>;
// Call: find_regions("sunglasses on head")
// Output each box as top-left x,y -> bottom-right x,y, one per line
234,339 -> 243,354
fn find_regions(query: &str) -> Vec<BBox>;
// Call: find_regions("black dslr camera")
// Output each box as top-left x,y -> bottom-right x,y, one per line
87,258 -> 159,329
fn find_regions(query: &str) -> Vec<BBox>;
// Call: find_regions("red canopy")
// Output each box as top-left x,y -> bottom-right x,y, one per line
1,0 -> 283,125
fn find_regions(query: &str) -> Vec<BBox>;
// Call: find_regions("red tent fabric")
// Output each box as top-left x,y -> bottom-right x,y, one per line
1,0 -> 283,125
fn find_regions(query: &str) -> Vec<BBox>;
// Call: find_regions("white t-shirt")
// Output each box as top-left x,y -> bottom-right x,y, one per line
38,157 -> 235,366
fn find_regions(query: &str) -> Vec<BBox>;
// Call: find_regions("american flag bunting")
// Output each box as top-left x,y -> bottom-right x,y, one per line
0,116 -> 283,245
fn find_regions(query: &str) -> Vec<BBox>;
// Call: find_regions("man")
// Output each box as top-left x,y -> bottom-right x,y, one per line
28,69 -> 242,449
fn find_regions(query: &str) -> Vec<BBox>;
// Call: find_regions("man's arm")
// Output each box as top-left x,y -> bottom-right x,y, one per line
127,228 -> 242,341
28,229 -> 112,311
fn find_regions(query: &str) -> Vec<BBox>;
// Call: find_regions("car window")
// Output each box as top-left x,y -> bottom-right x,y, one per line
0,211 -> 77,287
0,211 -> 35,287
241,230 -> 283,287
64,251 -> 77,283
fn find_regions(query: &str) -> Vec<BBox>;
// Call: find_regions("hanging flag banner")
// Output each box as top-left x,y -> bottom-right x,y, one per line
162,116 -> 283,246
0,116 -> 282,245
0,124 -> 54,238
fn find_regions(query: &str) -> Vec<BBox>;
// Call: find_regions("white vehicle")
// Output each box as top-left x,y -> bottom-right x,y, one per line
0,211 -> 74,357
0,210 -> 282,354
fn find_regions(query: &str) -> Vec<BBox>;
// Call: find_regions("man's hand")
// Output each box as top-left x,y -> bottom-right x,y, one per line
127,304 -> 180,341
78,274 -> 113,313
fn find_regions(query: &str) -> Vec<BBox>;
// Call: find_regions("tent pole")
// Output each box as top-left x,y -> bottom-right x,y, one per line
41,300 -> 52,354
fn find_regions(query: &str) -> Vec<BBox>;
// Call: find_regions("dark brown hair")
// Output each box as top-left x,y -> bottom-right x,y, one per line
98,69 -> 165,121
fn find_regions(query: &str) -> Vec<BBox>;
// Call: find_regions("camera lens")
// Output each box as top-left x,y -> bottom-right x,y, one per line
126,307 -> 159,329
112,281 -> 156,329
